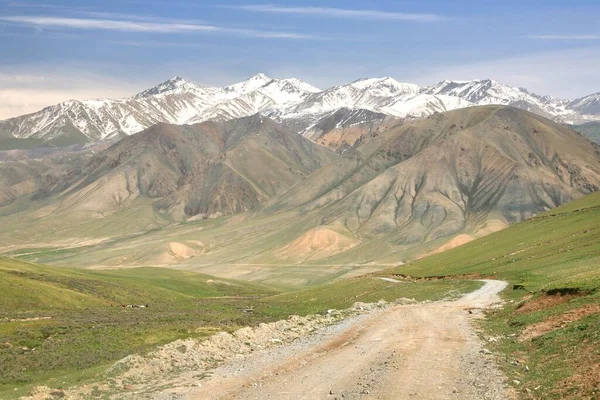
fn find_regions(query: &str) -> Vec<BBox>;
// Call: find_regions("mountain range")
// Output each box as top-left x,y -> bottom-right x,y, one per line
2,74 -> 600,148
1,105 -> 599,278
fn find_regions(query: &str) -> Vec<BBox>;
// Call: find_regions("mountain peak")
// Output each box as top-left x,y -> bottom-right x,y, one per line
135,76 -> 203,99
168,75 -> 185,82
248,73 -> 272,82
349,77 -> 420,94
223,73 -> 274,95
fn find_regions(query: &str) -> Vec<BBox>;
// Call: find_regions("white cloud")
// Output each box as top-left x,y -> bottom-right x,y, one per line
526,35 -> 600,40
110,40 -> 211,48
227,4 -> 446,22
0,15 -> 316,39
6,1 -> 66,9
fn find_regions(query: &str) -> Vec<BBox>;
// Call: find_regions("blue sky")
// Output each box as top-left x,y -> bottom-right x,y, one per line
1,0 -> 600,118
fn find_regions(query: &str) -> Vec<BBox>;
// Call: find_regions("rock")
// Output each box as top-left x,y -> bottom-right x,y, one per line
27,386 -> 52,396
395,297 -> 418,305
513,379 -> 521,385
480,348 -> 492,355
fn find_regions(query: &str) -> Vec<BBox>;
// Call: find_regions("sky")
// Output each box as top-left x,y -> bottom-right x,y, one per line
1,0 -> 600,119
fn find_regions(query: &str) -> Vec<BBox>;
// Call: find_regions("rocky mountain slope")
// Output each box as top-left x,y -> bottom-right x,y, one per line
11,116 -> 339,221
264,106 -> 600,260
1,106 -> 599,269
2,75 -> 600,147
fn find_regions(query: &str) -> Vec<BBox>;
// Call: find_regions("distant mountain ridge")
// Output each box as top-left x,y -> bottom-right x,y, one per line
1,74 -> 600,145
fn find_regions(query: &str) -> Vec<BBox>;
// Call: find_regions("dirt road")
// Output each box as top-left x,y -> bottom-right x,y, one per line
158,280 -> 511,400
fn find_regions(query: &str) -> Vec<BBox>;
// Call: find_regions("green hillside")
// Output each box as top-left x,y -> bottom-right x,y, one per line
393,191 -> 600,399
0,257 -> 476,398
396,191 -> 600,290
0,258 -> 274,310
572,121 -> 600,143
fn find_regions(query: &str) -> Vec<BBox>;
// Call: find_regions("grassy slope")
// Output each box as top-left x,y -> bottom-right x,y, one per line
393,191 -> 600,399
0,257 -> 478,398
0,129 -> 90,151
572,121 -> 600,144
396,191 -> 600,290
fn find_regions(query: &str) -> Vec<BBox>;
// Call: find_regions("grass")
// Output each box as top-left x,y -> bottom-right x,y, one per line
0,130 -> 89,151
0,257 -> 479,399
392,191 -> 600,399
572,121 -> 600,144
4,190 -> 598,398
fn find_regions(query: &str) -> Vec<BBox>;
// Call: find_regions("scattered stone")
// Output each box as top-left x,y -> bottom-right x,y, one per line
395,297 -> 418,305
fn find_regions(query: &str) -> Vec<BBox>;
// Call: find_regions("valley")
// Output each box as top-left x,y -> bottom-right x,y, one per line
2,191 -> 599,399
1,105 -> 599,289
1,77 -> 600,400
2,1 -> 600,398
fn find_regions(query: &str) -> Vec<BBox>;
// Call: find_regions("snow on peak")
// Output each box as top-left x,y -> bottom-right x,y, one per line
278,78 -> 321,93
424,79 -> 525,103
251,72 -> 271,81
4,73 -> 600,143
568,92 -> 600,115
135,76 -> 206,98
224,73 -> 274,94
349,77 -> 420,94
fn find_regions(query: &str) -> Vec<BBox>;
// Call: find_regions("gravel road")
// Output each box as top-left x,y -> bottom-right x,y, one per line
157,280 -> 512,400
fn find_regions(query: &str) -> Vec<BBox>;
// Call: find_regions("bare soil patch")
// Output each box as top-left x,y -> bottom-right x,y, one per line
276,227 -> 359,261
516,294 -> 581,314
519,304 -> 600,341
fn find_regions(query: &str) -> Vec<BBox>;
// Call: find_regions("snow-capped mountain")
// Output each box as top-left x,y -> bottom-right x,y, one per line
288,77 -> 419,115
1,74 -> 599,145
422,79 -> 595,123
0,74 -> 321,142
567,92 -> 600,116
